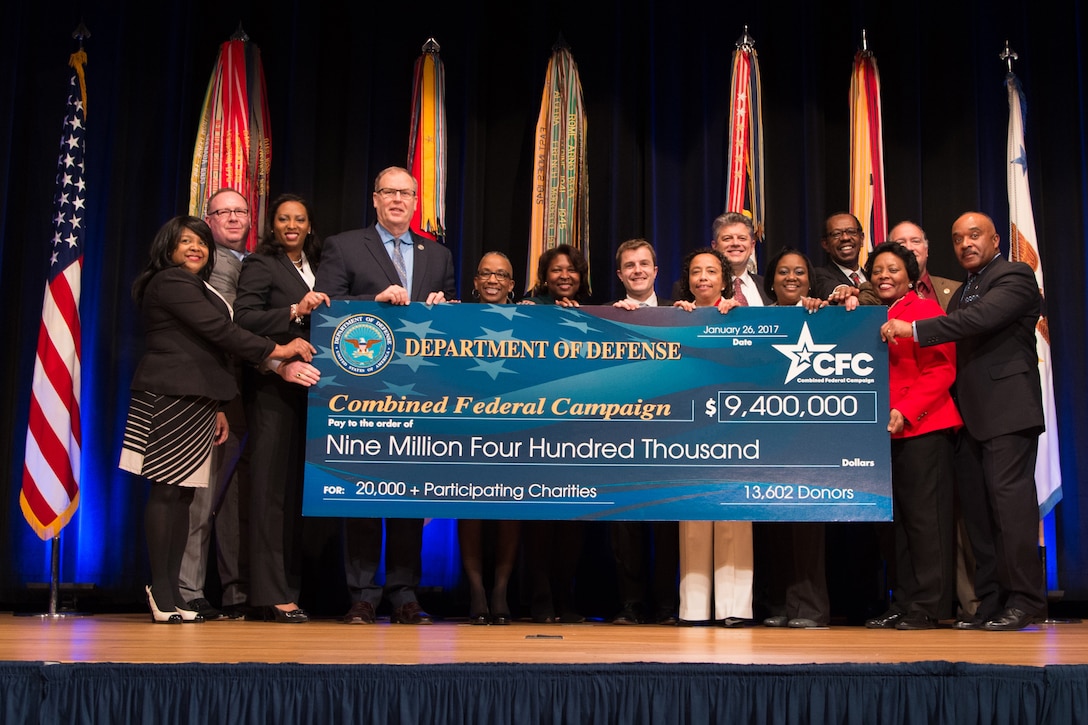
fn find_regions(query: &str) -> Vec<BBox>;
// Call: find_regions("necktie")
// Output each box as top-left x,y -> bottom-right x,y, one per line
915,278 -> 931,298
391,238 -> 408,287
849,271 -> 860,286
733,278 -> 749,306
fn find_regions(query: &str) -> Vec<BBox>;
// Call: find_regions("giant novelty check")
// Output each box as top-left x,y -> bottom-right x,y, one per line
302,302 -> 891,521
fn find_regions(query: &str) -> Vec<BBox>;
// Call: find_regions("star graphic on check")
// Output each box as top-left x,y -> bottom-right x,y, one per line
468,358 -> 516,380
772,322 -> 835,383
396,319 -> 445,339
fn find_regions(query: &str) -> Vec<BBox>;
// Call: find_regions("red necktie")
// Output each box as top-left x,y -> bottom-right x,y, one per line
849,272 -> 860,286
733,278 -> 749,306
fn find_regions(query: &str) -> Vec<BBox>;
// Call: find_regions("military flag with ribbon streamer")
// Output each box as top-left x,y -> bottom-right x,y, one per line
528,39 -> 590,295
21,46 -> 88,540
188,27 -> 271,251
724,26 -> 766,246
849,32 -> 886,270
1006,63 -> 1061,516
408,38 -> 447,241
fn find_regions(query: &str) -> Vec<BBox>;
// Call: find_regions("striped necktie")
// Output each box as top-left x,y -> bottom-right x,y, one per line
391,238 -> 408,287
849,271 -> 860,286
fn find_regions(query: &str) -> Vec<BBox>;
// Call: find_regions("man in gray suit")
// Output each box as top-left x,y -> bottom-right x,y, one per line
882,211 -> 1046,631
179,187 -> 252,620
316,166 -> 456,624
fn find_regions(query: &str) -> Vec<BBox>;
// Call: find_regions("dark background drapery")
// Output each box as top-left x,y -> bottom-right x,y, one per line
2,0 -> 1085,610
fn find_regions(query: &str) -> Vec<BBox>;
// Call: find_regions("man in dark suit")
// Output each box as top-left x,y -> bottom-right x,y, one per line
670,212 -> 773,305
813,212 -> 867,299
179,187 -> 253,620
882,211 -> 1045,631
608,239 -> 678,624
315,166 -> 456,625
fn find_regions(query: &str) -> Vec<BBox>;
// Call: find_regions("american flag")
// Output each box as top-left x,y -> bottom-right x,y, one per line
20,51 -> 87,540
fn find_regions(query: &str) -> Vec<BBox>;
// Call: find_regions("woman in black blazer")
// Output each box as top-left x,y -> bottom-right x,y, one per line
234,194 -> 329,623
120,215 -> 315,623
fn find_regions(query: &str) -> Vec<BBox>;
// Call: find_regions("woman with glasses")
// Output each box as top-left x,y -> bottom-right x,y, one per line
234,194 -> 329,623
457,252 -> 521,624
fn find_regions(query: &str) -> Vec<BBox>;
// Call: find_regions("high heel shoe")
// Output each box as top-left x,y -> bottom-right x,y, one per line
145,585 -> 182,624
175,606 -> 205,623
248,605 -> 309,623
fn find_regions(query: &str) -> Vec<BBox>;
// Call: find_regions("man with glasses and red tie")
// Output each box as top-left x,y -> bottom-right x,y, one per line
315,166 -> 456,625
813,212 -> 867,300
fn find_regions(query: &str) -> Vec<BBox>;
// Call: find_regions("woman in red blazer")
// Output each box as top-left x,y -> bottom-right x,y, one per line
863,241 -> 963,631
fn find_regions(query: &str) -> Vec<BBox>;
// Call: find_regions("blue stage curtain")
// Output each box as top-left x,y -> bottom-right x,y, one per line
0,662 -> 41,725
16,661 -> 1088,724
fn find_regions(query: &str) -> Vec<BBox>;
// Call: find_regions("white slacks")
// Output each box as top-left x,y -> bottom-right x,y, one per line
678,520 -> 753,621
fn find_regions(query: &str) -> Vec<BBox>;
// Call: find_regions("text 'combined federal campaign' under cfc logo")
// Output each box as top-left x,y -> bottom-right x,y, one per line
331,314 -> 395,376
772,321 -> 874,384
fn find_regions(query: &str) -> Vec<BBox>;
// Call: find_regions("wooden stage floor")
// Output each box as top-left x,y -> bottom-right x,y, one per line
4,612 -> 1088,667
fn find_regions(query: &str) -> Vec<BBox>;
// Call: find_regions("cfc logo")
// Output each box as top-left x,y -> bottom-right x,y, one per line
772,322 -> 874,383
331,314 -> 395,376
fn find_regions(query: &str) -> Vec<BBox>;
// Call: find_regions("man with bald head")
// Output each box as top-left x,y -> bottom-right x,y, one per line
881,211 -> 1045,631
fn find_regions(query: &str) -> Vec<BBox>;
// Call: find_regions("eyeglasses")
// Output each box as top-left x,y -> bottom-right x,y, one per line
208,208 -> 250,219
376,188 -> 417,200
827,227 -> 862,240
475,270 -> 513,281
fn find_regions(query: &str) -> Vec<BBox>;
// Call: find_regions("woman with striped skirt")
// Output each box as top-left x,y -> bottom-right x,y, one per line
119,215 -> 316,623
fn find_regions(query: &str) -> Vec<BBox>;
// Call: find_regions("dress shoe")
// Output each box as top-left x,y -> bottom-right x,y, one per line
763,615 -> 789,628
391,601 -> 433,625
612,608 -> 641,625
982,608 -> 1034,631
865,610 -> 905,629
342,600 -> 376,625
255,605 -> 309,623
677,618 -> 711,627
468,612 -> 490,625
186,597 -> 228,621
174,606 -> 205,623
719,617 -> 750,628
491,612 -> 512,626
953,615 -> 986,630
558,610 -> 586,624
146,586 -> 182,624
895,613 -> 938,630
655,614 -> 678,626
787,617 -> 822,629
219,603 -> 251,620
